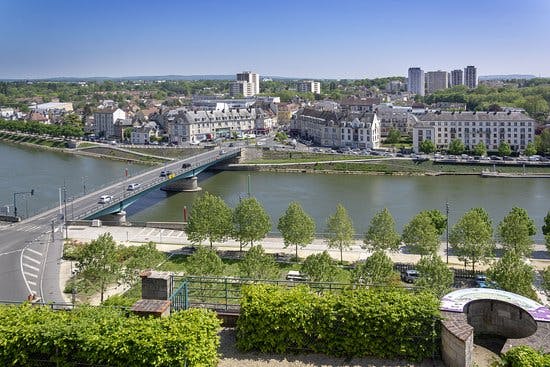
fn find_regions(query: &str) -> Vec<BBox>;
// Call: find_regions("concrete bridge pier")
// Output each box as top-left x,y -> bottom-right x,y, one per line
100,211 -> 127,224
161,176 -> 202,192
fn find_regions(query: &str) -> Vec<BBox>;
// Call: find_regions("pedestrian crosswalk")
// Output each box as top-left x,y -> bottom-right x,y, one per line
15,224 -> 44,233
134,227 -> 187,241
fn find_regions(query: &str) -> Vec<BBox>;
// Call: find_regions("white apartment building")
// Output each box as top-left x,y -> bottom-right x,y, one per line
291,108 -> 380,149
93,108 -> 126,138
407,67 -> 425,96
374,103 -> 417,136
426,71 -> 449,94
464,66 -> 478,88
235,71 -> 260,95
297,80 -> 321,94
130,122 -> 158,145
230,81 -> 255,97
412,111 -> 535,153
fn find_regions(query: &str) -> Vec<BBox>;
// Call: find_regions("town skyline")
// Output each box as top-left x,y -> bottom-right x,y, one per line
1,0 -> 550,79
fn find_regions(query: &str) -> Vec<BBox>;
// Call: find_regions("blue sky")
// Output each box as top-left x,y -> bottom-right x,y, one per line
1,0 -> 549,79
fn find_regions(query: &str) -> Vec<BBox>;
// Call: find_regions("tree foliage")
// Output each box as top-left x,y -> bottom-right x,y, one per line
497,207 -> 536,257
277,202 -> 315,260
118,242 -> 164,286
401,212 -> 440,257
301,251 -> 339,282
232,197 -> 271,251
448,139 -> 465,155
473,141 -> 487,156
186,192 -> 233,247
498,141 -> 512,157
238,245 -> 279,279
415,255 -> 454,298
524,142 -> 537,156
419,139 -> 436,154
325,203 -> 355,263
385,128 -> 401,144
449,208 -> 494,271
363,208 -> 400,252
354,250 -> 395,285
186,246 -> 224,276
423,209 -> 447,236
488,251 -> 537,300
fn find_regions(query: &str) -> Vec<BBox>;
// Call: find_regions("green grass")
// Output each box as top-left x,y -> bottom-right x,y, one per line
77,142 -> 99,148
127,147 -> 211,159
83,147 -> 167,163
0,131 -> 68,148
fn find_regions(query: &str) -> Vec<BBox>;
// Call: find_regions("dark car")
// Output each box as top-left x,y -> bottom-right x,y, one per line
401,269 -> 419,283
181,163 -> 191,169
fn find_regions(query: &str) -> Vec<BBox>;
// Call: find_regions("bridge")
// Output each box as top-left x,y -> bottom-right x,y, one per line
0,147 -> 241,303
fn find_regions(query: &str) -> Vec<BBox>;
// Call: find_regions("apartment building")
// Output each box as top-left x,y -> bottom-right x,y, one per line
291,108 -> 380,149
450,69 -> 463,87
412,111 -> 535,153
426,71 -> 449,94
464,66 -> 478,88
407,67 -> 425,96
375,103 -> 417,136
93,108 -> 126,138
297,80 -> 321,94
230,71 -> 260,97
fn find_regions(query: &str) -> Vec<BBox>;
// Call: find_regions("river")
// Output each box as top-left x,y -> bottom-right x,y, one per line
1,143 -> 548,242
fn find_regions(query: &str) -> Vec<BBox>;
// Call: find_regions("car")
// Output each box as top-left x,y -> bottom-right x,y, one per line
401,269 -> 419,283
181,163 -> 191,169
474,275 -> 488,288
286,270 -> 307,282
98,195 -> 112,204
159,170 -> 172,177
228,143 -> 235,147
127,183 -> 140,191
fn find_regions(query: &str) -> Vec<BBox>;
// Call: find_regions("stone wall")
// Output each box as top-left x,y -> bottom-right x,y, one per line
441,312 -> 473,367
140,270 -> 171,300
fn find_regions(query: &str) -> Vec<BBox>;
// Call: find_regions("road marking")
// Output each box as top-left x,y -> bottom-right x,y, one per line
27,248 -> 42,256
24,272 -> 38,278
177,231 -> 185,238
166,230 -> 174,237
137,227 -> 148,235
159,229 -> 165,236
27,281 -> 37,286
145,228 -> 155,236
23,263 -> 40,272
23,255 -> 41,264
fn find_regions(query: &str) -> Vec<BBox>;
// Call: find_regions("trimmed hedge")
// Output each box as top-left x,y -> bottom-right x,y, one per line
237,285 -> 440,361
0,304 -> 221,366
497,346 -> 550,367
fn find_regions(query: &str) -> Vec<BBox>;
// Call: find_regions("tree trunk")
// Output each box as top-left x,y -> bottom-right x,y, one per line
340,247 -> 343,264
295,244 -> 298,262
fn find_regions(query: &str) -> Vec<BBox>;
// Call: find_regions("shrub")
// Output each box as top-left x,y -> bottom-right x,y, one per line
237,284 -> 440,361
496,345 -> 549,367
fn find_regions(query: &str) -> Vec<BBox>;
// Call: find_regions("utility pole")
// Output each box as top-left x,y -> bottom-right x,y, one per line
63,186 -> 68,239
445,201 -> 450,264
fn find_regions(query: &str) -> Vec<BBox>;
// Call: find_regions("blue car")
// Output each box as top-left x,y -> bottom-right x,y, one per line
474,275 -> 488,288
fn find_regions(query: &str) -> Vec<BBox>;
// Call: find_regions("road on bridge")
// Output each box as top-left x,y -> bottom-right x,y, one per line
0,147 -> 240,303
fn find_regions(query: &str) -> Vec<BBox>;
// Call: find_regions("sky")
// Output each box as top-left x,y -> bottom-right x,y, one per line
1,0 -> 549,79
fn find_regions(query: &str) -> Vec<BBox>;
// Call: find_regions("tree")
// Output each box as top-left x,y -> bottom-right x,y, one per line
301,251 -> 338,282
63,113 -> 82,127
119,242 -> 164,286
415,255 -> 454,298
385,128 -> 401,144
542,267 -> 550,294
353,250 -> 395,285
419,139 -> 436,154
448,139 -> 465,155
75,233 -> 121,303
524,142 -> 537,156
534,128 -> 550,155
521,95 -> 549,122
449,208 -> 494,271
401,211 -> 440,257
473,141 -> 487,156
238,245 -> 279,279
186,192 -> 233,247
325,203 -> 355,264
498,141 -> 512,157
232,197 -> 271,252
497,207 -> 536,257
488,251 -> 536,300
363,208 -> 400,252
423,209 -> 447,236
186,246 -> 224,276
277,202 -> 315,261
542,211 -> 550,236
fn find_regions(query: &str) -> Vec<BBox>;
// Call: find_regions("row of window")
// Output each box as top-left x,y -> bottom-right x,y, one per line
432,121 -> 532,127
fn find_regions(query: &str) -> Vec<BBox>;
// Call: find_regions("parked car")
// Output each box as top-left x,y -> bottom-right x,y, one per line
127,183 -> 140,191
286,270 -> 307,282
474,275 -> 488,288
98,195 -> 113,204
400,269 -> 419,283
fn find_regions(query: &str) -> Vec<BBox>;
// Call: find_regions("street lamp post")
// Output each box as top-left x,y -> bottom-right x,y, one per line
445,201 -> 450,264
82,176 -> 87,195
13,189 -> 34,218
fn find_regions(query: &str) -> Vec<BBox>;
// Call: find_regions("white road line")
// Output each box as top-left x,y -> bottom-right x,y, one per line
137,227 -> 148,235
177,231 -> 185,238
24,272 -> 38,278
145,228 -> 155,236
27,281 -> 37,286
23,255 -> 41,264
166,230 -> 174,237
23,263 -> 40,272
159,229 -> 165,236
27,248 -> 42,256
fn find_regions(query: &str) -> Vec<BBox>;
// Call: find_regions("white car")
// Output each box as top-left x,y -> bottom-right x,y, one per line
127,183 -> 140,191
98,195 -> 113,204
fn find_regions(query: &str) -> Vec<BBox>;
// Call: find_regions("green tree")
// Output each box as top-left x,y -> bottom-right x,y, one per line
63,113 -> 82,127
498,207 -> 536,257
423,209 -> 447,236
75,233 -> 121,303
325,203 -> 355,264
498,141 -> 512,157
542,211 -> 550,236
448,139 -> 465,155
449,208 -> 494,271
277,202 -> 316,261
238,245 -> 279,279
473,141 -> 487,156
232,197 -> 271,252
301,251 -> 338,282
542,267 -> 550,294
419,139 -> 436,154
415,255 -> 454,298
186,246 -> 224,276
521,95 -> 549,122
401,212 -> 440,257
119,242 -> 164,286
524,141 -> 537,156
353,250 -> 395,285
488,251 -> 536,300
363,208 -> 400,252
385,128 -> 401,144
186,192 -> 233,247
534,128 -> 550,155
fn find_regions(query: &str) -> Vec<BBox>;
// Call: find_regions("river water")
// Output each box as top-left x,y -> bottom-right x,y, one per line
1,143 -> 548,241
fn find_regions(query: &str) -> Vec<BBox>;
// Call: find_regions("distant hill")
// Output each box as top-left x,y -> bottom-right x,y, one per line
0,74 -> 306,82
479,74 -> 538,81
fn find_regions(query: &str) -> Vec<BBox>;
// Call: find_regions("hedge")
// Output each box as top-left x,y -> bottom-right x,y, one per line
0,304 -> 221,366
237,284 -> 440,361
497,346 -> 550,367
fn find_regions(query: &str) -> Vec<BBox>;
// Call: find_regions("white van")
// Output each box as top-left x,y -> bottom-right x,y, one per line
98,195 -> 112,204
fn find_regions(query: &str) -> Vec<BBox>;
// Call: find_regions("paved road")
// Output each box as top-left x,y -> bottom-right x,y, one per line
0,148 -> 240,302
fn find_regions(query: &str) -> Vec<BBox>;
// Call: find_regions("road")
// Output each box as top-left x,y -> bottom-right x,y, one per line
0,147 -> 240,303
